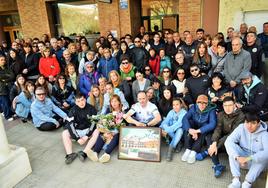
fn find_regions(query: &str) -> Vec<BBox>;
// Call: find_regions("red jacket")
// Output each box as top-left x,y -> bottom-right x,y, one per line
149,55 -> 160,76
39,56 -> 60,78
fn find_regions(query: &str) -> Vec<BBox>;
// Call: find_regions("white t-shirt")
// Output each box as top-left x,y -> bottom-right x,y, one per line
129,102 -> 160,123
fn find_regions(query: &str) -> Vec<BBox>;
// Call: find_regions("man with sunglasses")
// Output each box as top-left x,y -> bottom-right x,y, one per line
184,63 -> 210,106
31,87 -> 69,131
131,37 -> 149,71
181,94 -> 216,164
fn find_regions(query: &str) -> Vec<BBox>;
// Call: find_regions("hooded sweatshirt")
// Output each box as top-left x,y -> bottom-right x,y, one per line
238,75 -> 268,113
225,121 -> 268,163
182,103 -> 217,134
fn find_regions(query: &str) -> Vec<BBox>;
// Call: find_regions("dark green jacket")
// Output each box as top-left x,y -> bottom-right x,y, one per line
211,109 -> 245,148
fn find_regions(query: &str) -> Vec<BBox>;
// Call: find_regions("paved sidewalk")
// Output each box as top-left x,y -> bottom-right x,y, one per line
4,119 -> 266,188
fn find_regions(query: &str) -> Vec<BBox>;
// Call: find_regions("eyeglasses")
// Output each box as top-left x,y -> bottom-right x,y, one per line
134,41 -> 141,43
145,69 -> 151,71
197,101 -> 208,105
163,71 -> 170,73
36,93 -> 46,96
87,66 -> 94,68
190,68 -> 199,73
59,77 -> 65,80
122,61 -> 129,65
177,72 -> 185,75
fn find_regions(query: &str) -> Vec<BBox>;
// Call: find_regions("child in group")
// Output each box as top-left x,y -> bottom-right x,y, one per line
65,63 -> 78,91
87,85 -> 104,114
15,81 -> 35,123
160,97 -> 187,161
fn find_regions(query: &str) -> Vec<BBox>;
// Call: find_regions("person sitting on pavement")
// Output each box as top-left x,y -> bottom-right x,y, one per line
196,96 -> 245,177
160,97 -> 187,161
86,95 -> 124,163
181,94 -> 216,164
225,112 -> 268,188
236,71 -> 268,121
31,87 -> 69,131
62,93 -> 97,164
124,91 -> 161,127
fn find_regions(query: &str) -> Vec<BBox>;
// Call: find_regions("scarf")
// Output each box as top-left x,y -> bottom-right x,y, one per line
120,63 -> 133,74
69,72 -> 77,90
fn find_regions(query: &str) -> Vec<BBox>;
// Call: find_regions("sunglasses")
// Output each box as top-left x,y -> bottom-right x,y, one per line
141,41 -> 146,44
177,72 -> 185,75
145,69 -> 151,71
36,93 -> 46,96
122,62 -> 129,65
134,41 -> 141,43
163,71 -> 170,73
197,101 -> 208,105
190,68 -> 199,73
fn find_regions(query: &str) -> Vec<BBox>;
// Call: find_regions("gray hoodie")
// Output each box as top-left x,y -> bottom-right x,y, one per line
225,121 -> 268,163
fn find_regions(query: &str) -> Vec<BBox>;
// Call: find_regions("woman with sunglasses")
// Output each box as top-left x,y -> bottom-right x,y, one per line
119,56 -> 136,82
78,61 -> 101,98
159,67 -> 172,87
171,68 -> 186,97
51,73 -> 75,112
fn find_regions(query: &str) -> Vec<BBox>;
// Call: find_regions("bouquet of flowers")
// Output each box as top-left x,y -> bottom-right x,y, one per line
88,112 -> 125,133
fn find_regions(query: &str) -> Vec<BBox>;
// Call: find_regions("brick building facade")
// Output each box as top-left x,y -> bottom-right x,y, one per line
0,0 -> 218,41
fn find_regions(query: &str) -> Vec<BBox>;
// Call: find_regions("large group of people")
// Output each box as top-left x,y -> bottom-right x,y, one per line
1,22 -> 268,188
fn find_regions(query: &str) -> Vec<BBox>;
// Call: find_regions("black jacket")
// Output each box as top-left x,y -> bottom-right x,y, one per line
0,66 -> 15,96
237,75 -> 268,113
22,52 -> 39,77
131,47 -> 149,71
66,103 -> 97,141
184,74 -> 210,105
243,43 -> 265,78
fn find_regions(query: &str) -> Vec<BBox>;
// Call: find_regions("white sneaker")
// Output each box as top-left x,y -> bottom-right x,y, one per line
181,149 -> 191,162
187,150 -> 196,164
228,178 -> 241,188
99,153 -> 111,163
241,181 -> 251,188
7,117 -> 14,122
86,149 -> 98,162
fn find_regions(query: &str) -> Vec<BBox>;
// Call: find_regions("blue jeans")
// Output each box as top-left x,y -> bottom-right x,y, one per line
0,95 -> 12,119
168,128 -> 183,148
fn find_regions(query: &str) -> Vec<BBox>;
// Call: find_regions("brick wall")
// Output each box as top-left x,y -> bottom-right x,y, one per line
0,0 -> 17,12
17,0 -> 51,39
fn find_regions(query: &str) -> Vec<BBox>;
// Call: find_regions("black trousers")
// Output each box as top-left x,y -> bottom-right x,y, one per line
37,122 -> 58,131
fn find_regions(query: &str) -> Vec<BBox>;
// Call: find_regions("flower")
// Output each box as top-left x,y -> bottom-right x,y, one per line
88,113 -> 125,133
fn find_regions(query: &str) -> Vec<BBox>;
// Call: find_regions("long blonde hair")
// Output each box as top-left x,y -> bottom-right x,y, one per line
89,85 -> 103,109
109,70 -> 122,88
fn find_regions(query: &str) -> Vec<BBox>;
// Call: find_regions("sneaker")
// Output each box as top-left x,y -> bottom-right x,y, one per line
77,151 -> 87,162
241,181 -> 252,188
86,149 -> 98,162
228,178 -> 241,188
65,153 -> 77,164
175,142 -> 183,153
181,149 -> 191,162
7,117 -> 14,122
187,151 -> 196,164
99,153 -> 111,163
196,150 -> 208,161
212,164 -> 226,178
21,118 -> 27,123
166,146 -> 173,162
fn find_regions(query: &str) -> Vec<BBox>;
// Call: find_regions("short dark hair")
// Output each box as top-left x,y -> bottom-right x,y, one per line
190,63 -> 199,69
245,112 -> 260,123
217,41 -> 226,49
196,28 -> 205,33
263,22 -> 268,26
75,93 -> 85,100
137,90 -> 146,96
223,96 -> 235,103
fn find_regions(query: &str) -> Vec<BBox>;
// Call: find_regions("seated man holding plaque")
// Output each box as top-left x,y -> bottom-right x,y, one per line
123,91 -> 161,127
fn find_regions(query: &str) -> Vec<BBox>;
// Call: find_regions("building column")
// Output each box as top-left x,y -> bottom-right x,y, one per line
0,116 -> 32,187
0,116 -> 10,163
